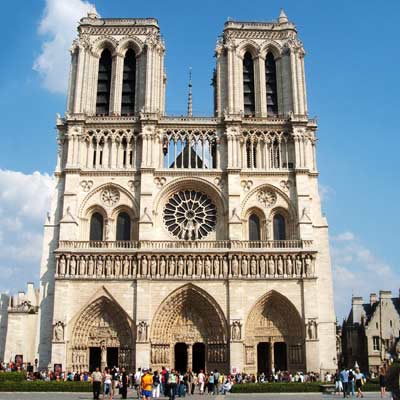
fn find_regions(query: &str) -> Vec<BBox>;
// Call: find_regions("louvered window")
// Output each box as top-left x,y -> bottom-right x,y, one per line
121,49 -> 136,115
96,49 -> 112,115
243,52 -> 255,116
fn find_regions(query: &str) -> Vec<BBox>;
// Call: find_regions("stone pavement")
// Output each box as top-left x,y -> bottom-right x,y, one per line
0,391 -> 385,400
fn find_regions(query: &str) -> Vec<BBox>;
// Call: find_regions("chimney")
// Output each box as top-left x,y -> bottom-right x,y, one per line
370,293 -> 377,306
379,290 -> 392,300
352,296 -> 364,324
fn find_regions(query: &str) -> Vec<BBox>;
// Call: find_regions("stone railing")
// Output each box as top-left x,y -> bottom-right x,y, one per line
54,250 -> 317,281
58,239 -> 313,251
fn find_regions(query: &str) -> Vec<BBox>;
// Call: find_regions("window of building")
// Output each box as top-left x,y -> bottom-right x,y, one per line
376,322 -> 379,329
273,213 -> 286,240
121,49 -> 136,115
96,49 -> 112,116
243,52 -> 255,116
246,139 -> 257,168
89,212 -> 104,241
249,214 -> 261,241
373,336 -> 380,351
116,212 -> 131,241
265,52 -> 278,115
390,320 -> 393,328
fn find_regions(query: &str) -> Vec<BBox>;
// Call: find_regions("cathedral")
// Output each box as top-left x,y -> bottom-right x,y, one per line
1,10 -> 337,375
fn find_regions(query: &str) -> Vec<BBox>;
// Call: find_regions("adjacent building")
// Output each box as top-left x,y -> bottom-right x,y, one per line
342,291 -> 400,373
1,10 -> 337,374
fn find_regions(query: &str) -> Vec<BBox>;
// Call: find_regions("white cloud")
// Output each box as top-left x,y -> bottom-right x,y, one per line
0,170 -> 54,293
331,231 -> 400,321
319,183 -> 335,203
33,0 -> 96,93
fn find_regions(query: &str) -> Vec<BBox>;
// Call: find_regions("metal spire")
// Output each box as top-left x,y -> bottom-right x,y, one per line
187,67 -> 193,117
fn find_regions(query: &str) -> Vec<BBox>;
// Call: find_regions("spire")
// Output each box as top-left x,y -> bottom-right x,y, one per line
88,5 -> 99,19
187,67 -> 193,117
278,9 -> 288,24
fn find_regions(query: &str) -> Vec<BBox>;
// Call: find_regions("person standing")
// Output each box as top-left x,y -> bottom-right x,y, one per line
167,369 -> 177,400
348,369 -> 355,397
152,370 -> 161,398
103,367 -> 113,400
134,368 -> 143,399
92,367 -> 102,400
340,367 -> 349,398
354,368 -> 364,398
187,369 -> 194,395
197,370 -> 205,395
141,368 -> 153,400
379,365 -> 386,398
120,367 -> 128,399
213,370 -> 220,395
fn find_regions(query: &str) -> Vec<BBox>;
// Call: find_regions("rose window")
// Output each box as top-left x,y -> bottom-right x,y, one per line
163,190 -> 217,240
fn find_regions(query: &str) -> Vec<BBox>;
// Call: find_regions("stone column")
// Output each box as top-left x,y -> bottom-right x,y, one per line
111,53 -> 124,115
187,344 -> 193,371
73,45 -> 85,114
269,341 -> 275,372
290,50 -> 299,115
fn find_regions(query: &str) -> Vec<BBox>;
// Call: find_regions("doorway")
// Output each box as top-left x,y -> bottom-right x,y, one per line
174,343 -> 187,372
107,347 -> 119,368
257,342 -> 270,374
192,343 -> 205,372
89,347 -> 101,371
274,342 -> 287,371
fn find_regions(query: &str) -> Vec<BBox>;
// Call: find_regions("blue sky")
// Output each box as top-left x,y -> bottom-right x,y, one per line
0,0 -> 399,320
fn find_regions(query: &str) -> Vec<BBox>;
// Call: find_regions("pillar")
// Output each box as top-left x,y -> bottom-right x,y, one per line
269,341 -> 275,372
187,344 -> 193,371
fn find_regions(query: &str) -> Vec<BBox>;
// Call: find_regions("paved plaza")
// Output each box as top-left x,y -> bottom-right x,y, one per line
0,392 -> 385,400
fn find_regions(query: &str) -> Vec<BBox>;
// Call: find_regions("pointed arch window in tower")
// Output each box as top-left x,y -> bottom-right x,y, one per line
249,214 -> 261,241
96,49 -> 112,116
116,212 -> 131,241
273,214 -> 286,241
265,52 -> 278,115
121,49 -> 136,115
90,212 -> 104,241
243,52 -> 255,116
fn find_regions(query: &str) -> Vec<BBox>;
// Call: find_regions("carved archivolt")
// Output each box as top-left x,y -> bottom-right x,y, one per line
245,290 -> 304,345
70,296 -> 134,372
150,284 -> 228,345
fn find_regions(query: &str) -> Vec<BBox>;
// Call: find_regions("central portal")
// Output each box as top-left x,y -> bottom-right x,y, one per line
174,343 -> 188,372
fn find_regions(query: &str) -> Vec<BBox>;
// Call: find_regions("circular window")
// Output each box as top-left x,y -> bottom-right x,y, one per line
163,190 -> 217,240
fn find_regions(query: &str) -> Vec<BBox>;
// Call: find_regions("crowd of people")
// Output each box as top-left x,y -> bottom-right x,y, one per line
331,364 -> 387,399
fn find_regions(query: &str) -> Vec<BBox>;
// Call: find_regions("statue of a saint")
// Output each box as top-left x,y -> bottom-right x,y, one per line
168,258 -> 176,276
59,257 -> 66,275
277,257 -> 284,276
151,257 -> 157,277
106,257 -> 113,276
196,257 -> 203,277
70,257 -> 76,275
87,257 -> 94,276
159,257 -> 166,277
141,257 -> 148,276
268,257 -> 275,276
187,257 -> 193,277
115,257 -> 121,276
250,257 -> 257,276
259,256 -> 266,277
178,257 -> 184,277
79,257 -> 86,275
241,257 -> 248,276
232,256 -> 239,277
54,322 -> 64,342
286,256 -> 293,276
213,257 -> 220,277
123,257 -> 130,276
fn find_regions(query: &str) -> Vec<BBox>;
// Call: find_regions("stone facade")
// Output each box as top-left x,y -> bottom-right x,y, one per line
1,283 -> 39,367
342,291 -> 400,373
2,10 -> 337,374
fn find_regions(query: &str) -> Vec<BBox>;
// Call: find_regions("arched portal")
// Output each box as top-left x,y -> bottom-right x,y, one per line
150,284 -> 228,373
70,296 -> 134,372
245,291 -> 305,374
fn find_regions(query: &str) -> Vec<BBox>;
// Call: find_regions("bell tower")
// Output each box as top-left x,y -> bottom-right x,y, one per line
67,11 -> 166,117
